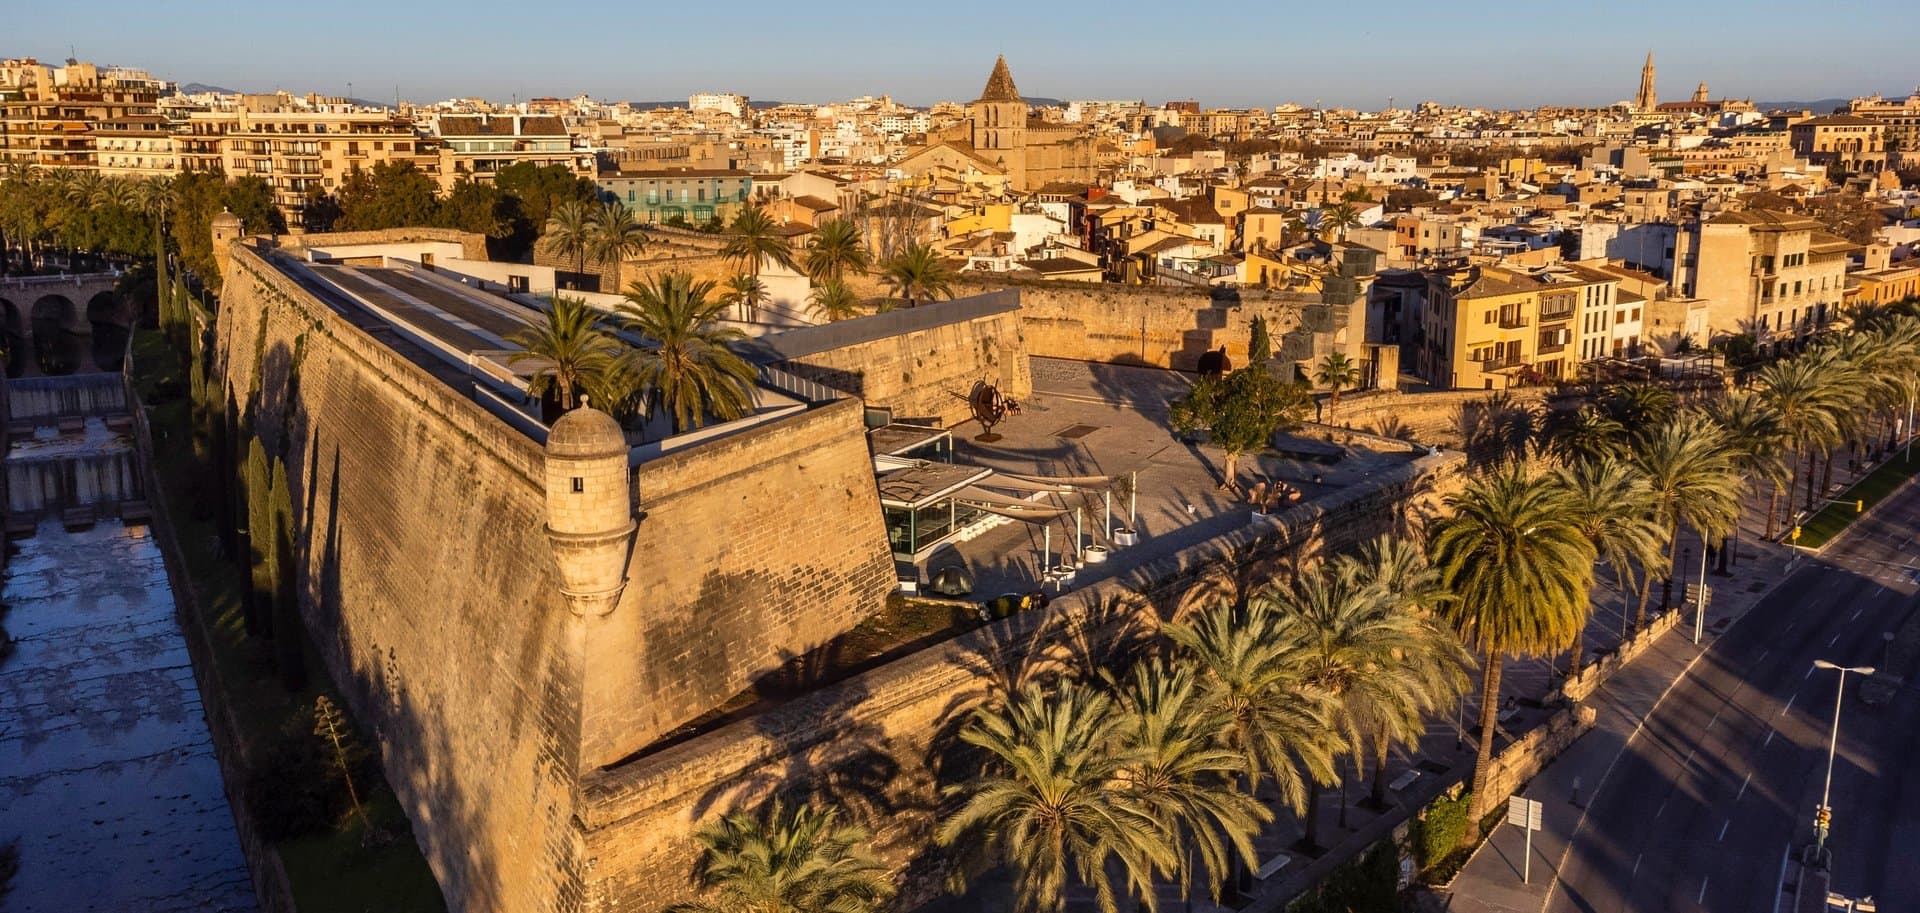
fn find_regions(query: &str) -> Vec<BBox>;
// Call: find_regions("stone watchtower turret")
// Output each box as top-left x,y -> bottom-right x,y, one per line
543,403 -> 636,617
210,208 -> 243,284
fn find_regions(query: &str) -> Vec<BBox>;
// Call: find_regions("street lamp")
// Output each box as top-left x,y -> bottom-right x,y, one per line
1810,659 -> 1875,865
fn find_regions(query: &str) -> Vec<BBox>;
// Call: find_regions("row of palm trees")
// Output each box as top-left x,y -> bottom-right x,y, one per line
541,200 -> 958,324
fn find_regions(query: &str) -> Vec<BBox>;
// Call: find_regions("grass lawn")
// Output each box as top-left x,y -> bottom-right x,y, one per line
1796,450 -> 1920,549
134,328 -> 445,913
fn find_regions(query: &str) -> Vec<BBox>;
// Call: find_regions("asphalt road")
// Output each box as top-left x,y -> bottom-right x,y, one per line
1546,482 -> 1920,912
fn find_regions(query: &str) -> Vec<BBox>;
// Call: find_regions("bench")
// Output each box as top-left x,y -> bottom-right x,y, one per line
1254,852 -> 1292,881
1388,769 -> 1422,792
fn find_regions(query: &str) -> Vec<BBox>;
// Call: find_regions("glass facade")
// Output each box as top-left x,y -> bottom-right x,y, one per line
882,499 -> 988,560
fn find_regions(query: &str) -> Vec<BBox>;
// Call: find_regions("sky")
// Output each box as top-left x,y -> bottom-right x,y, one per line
12,0 -> 1918,110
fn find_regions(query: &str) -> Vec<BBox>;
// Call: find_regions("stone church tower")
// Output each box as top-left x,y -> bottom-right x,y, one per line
1635,51 -> 1657,112
543,403 -> 635,617
969,55 -> 1029,189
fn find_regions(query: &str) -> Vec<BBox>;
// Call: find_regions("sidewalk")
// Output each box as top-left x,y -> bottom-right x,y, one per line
1439,496 -> 1802,912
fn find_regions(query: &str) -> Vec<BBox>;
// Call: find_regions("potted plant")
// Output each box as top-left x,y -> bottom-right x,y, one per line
1111,471 -> 1140,546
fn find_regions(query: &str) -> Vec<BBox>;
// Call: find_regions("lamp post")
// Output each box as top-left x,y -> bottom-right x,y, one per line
1810,659 -> 1875,865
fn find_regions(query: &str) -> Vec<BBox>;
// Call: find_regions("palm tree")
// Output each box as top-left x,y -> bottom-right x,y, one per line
803,217 -> 871,283
542,199 -> 597,285
1323,203 -> 1360,241
1754,357 -> 1845,526
1165,601 -> 1338,815
726,273 -> 769,322
1110,658 -> 1270,904
666,799 -> 894,913
1430,466 -> 1596,825
1340,536 -> 1473,808
1543,405 -> 1627,465
617,272 -> 758,433
880,242 -> 956,308
507,295 -> 621,412
723,204 -> 799,287
1706,389 -> 1792,540
1604,382 -> 1677,432
1313,351 -> 1361,424
936,682 -> 1172,913
586,201 -> 649,292
1266,557 -> 1459,849
1554,457 -> 1666,654
1629,413 -> 1745,625
808,278 -> 863,323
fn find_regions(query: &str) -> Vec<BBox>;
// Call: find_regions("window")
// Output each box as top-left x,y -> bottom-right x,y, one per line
571,477 -> 584,493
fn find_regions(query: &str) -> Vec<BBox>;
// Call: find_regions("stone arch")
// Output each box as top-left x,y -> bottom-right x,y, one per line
30,294 -> 86,376
0,297 -> 21,377
87,290 -> 133,373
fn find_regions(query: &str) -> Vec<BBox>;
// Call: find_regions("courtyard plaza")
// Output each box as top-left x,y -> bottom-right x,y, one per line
893,357 -> 1423,601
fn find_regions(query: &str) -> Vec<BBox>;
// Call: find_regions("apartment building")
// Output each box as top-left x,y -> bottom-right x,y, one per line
431,113 -> 586,188
1371,262 -> 1625,390
183,109 -> 431,228
93,114 -> 176,177
1674,210 -> 1856,348
0,58 -> 166,169
597,167 -> 752,225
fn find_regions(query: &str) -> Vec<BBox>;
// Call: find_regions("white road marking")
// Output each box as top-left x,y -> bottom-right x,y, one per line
1699,876 -> 1710,903
1781,694 -> 1797,716
1829,632 -> 1842,647
1684,748 -> 1697,768
1633,852 -> 1643,875
1708,710 -> 1721,731
1759,648 -> 1771,661
1657,798 -> 1669,817
1737,772 -> 1753,800
1765,729 -> 1777,748
1719,819 -> 1731,841
1807,665 -> 1819,680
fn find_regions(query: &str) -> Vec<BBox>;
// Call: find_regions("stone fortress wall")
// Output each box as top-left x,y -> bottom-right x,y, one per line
214,230 -> 898,913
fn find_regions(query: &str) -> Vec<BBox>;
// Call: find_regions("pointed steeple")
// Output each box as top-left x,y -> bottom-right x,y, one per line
1635,50 -> 1657,112
978,55 -> 1021,103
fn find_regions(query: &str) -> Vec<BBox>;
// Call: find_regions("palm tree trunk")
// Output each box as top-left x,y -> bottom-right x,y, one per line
1804,448 -> 1820,513
1369,739 -> 1392,809
1221,450 -> 1240,491
1465,655 -> 1505,834
1766,482 -> 1780,540
1822,449 -> 1836,494
1635,571 -> 1652,629
1303,780 -> 1323,852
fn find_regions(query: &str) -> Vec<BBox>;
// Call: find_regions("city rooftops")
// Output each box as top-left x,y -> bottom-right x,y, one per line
599,167 -> 750,179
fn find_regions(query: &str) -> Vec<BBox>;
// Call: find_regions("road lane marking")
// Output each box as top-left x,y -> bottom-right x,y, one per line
1807,665 -> 1818,680
1829,632 -> 1843,647
1684,748 -> 1697,768
1699,876 -> 1710,903
1708,710 -> 1721,731
1633,852 -> 1642,875
1781,694 -> 1797,716
1720,819 -> 1731,841
1765,729 -> 1777,747
1737,772 -> 1753,800
1759,648 -> 1771,661
1657,798 -> 1669,817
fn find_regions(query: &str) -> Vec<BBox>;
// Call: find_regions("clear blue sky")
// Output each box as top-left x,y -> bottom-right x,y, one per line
13,0 -> 1916,109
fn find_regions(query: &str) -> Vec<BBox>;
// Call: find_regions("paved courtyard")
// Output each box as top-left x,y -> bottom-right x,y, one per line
929,357 -> 1421,599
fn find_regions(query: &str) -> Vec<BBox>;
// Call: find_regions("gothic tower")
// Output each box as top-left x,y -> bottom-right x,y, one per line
1692,81 -> 1709,104
968,55 -> 1028,188
543,402 -> 636,617
1636,51 -> 1658,112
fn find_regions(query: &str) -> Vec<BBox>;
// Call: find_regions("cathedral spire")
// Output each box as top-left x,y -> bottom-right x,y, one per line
978,55 -> 1021,103
1636,51 -> 1658,112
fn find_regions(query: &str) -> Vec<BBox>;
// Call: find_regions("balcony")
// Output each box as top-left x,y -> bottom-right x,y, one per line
1497,312 -> 1530,329
1537,340 -> 1567,355
1480,354 -> 1525,371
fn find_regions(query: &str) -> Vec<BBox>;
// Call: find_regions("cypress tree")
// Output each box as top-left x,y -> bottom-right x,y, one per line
1249,315 -> 1273,364
244,437 -> 272,638
269,459 -> 306,691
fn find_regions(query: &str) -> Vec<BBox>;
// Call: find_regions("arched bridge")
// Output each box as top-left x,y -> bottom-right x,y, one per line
0,273 -> 135,376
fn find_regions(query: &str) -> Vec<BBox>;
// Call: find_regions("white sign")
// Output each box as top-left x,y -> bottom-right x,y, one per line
1507,795 -> 1542,830
1507,795 -> 1543,884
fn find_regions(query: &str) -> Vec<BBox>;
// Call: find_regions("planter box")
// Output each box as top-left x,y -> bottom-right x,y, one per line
1113,528 -> 1139,546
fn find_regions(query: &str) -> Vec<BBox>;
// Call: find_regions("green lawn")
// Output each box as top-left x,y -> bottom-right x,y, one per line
134,328 -> 445,913
1796,450 -> 1920,549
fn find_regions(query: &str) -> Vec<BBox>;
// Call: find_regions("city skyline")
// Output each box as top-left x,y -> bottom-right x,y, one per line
10,0 -> 1918,109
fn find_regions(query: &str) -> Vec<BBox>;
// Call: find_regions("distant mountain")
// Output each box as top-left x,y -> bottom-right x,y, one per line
1753,98 -> 1849,113
179,82 -> 240,96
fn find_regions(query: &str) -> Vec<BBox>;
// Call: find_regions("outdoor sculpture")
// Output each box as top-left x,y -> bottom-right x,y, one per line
966,380 -> 1020,442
